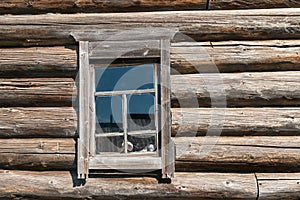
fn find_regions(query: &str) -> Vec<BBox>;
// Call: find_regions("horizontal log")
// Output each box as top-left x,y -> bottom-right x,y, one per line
256,173 -> 300,200
174,136 -> 300,172
0,46 -> 77,77
1,107 -> 300,138
1,41 -> 300,78
0,9 -> 300,46
2,71 -> 300,107
1,137 -> 300,172
0,0 -> 299,15
0,0 -> 207,14
172,108 -> 300,136
0,170 -> 257,200
0,107 -> 76,138
0,78 -> 75,107
209,0 -> 300,10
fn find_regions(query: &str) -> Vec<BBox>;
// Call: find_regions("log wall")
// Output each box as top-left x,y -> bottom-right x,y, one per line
0,0 -> 299,14
0,2 -> 300,199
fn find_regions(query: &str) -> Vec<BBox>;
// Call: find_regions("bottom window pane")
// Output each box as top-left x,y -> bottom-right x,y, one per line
128,134 -> 157,153
95,135 -> 123,154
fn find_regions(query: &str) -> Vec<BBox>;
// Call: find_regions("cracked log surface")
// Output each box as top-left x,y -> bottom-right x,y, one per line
0,9 -> 299,46
0,170 -> 257,200
209,0 -> 300,9
1,107 -> 299,138
0,0 -> 207,14
1,41 -> 300,78
1,71 -> 300,107
0,0 -> 299,14
0,137 -> 300,172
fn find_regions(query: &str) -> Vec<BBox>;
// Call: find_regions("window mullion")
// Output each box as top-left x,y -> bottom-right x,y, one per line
122,94 -> 128,153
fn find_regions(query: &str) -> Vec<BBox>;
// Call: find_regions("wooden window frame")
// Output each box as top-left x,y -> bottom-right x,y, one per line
77,38 -> 175,180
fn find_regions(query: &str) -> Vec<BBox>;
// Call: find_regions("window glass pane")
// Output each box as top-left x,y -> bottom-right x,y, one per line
95,135 -> 123,154
128,134 -> 157,153
95,64 -> 154,92
127,94 -> 155,132
95,96 -> 123,134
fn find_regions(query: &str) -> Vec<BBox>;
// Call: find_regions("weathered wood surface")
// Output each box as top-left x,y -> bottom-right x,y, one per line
172,108 -> 300,136
0,137 -> 300,172
0,107 -> 76,138
0,8 -> 299,46
171,71 -> 300,107
0,78 -> 75,107
171,40 -> 300,73
1,41 -> 300,78
0,0 -> 299,14
256,173 -> 300,200
209,0 -> 300,10
0,170 -> 257,200
174,136 -> 300,172
0,46 -> 77,77
1,71 -> 300,107
0,0 -> 207,14
1,107 -> 299,138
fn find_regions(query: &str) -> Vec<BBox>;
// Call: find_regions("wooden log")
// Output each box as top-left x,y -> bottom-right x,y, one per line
1,71 -> 300,107
1,107 -> 300,138
1,41 -> 300,77
0,78 -> 75,107
174,136 -> 300,172
0,170 -> 257,200
209,0 -> 300,10
0,137 -> 300,172
172,108 -> 300,136
171,71 -> 300,107
0,0 -> 207,14
0,46 -> 77,78
171,40 -> 300,73
256,173 -> 300,200
0,107 -> 76,138
0,8 -> 299,46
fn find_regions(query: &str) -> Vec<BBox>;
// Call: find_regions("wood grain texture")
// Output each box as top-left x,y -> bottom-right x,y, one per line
1,71 -> 300,107
171,71 -> 300,107
0,78 -> 75,107
1,107 -> 300,138
1,41 -> 300,77
209,0 -> 300,10
256,173 -> 300,200
0,0 -> 207,14
174,136 -> 300,172
0,137 -> 300,172
0,170 -> 257,200
0,107 -> 76,138
0,9 -> 299,46
172,108 -> 300,136
0,46 -> 77,77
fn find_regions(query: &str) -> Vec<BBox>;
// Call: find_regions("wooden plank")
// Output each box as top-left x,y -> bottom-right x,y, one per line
78,41 -> 90,179
0,9 -> 299,46
209,0 -> 300,10
95,89 -> 155,97
1,41 -> 300,78
256,173 -> 300,200
0,170 -> 257,200
172,108 -> 300,136
1,107 -> 300,138
0,0 -> 207,14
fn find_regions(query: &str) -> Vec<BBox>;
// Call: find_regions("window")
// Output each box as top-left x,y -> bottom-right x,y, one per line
76,33 -> 175,180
